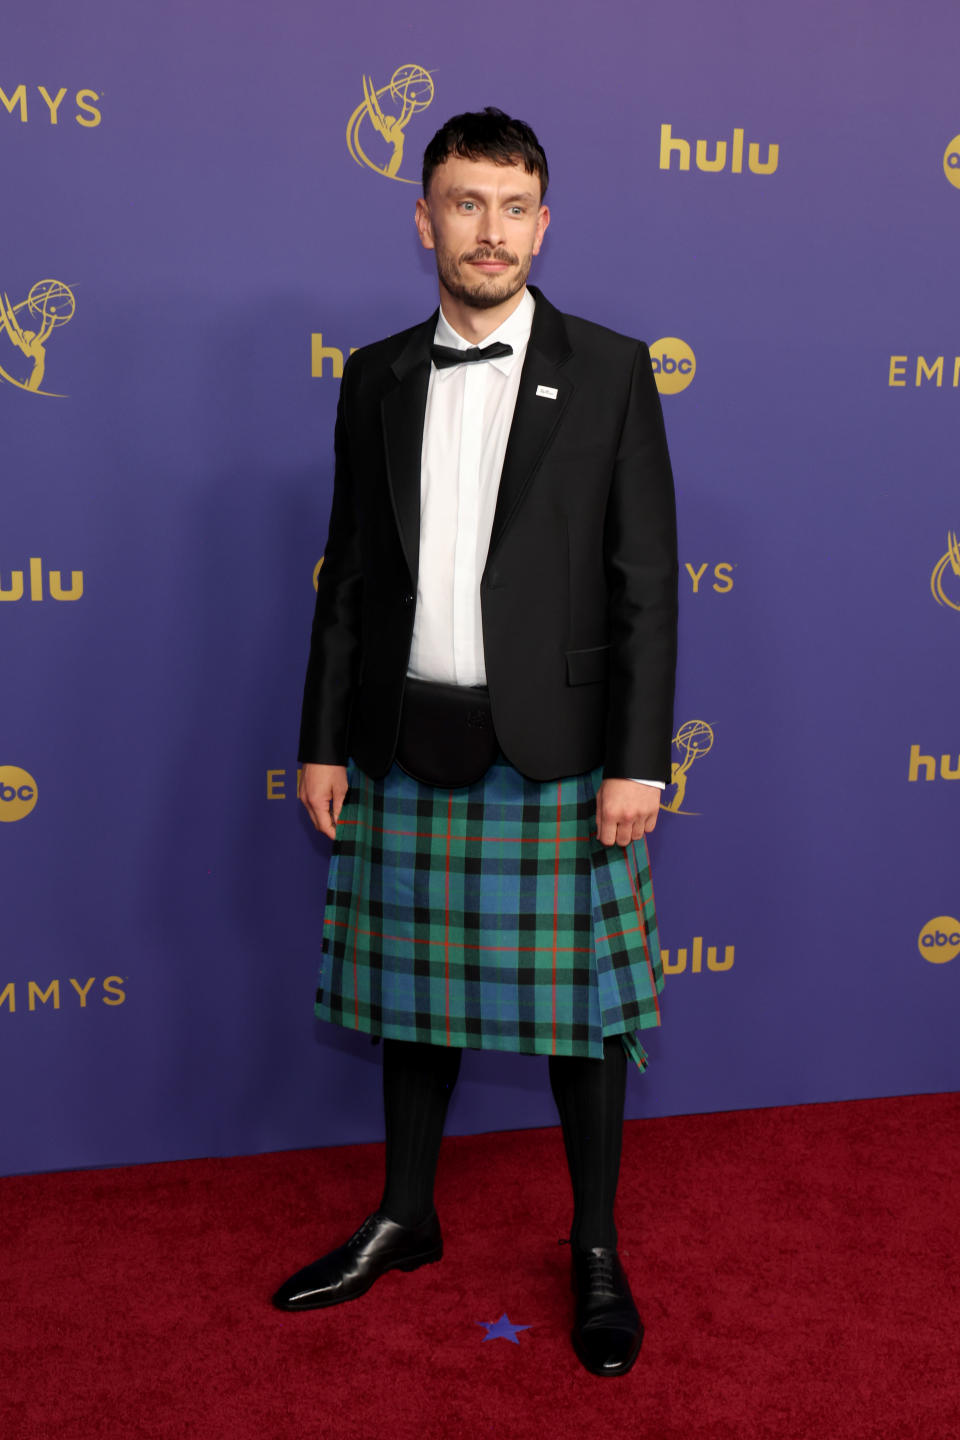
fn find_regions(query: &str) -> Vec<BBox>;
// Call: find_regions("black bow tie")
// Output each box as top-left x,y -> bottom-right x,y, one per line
431,341 -> 514,370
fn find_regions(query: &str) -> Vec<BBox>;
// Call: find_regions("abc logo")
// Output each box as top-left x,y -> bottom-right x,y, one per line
0,765 -> 38,822
650,338 -> 696,395
944,135 -> 960,191
917,916 -> 960,964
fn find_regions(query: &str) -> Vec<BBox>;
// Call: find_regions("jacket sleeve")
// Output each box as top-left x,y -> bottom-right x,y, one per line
298,355 -> 364,764
602,342 -> 679,782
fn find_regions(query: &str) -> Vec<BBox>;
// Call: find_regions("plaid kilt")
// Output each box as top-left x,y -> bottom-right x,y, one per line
316,757 -> 664,1069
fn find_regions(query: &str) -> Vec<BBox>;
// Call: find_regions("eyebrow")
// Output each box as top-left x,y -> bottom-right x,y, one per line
446,186 -> 537,203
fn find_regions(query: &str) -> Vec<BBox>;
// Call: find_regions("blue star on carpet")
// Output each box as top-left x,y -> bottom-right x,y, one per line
476,1313 -> 531,1345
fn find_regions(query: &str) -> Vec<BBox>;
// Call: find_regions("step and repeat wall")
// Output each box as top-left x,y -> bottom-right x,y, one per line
2,0 -> 957,1175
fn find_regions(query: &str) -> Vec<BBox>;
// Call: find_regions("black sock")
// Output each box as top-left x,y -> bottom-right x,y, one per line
379,1038 -> 462,1228
548,1036 -> 628,1251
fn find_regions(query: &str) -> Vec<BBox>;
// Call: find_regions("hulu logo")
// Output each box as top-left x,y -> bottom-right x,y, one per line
659,124 -> 779,176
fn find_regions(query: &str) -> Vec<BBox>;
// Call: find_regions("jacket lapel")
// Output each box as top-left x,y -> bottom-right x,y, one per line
379,290 -> 574,580
380,315 -> 436,583
486,287 -> 574,560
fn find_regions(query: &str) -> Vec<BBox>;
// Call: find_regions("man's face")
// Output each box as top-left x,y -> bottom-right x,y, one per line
415,155 -> 550,311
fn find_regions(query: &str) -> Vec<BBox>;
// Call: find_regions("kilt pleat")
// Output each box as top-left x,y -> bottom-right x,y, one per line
315,757 -> 664,1068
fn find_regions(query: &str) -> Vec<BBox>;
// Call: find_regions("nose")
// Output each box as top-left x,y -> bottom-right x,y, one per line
475,210 -> 505,249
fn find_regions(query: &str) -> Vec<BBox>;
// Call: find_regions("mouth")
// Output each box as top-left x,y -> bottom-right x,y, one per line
462,252 -> 517,274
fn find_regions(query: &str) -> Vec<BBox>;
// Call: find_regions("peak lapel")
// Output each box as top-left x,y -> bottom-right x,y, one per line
380,315 -> 436,583
487,290 -> 574,560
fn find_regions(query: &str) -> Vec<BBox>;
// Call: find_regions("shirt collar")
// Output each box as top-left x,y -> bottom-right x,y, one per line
433,288 -> 535,378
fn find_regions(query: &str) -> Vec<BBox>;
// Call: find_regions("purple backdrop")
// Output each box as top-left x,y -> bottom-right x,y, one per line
2,0 -> 958,1176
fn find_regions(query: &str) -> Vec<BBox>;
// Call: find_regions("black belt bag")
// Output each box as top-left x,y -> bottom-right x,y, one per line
395,678 -> 499,787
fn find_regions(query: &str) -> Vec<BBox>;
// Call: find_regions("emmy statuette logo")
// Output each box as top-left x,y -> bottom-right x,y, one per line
0,280 -> 76,396
663,720 -> 714,815
650,338 -> 696,395
0,766 -> 38,822
944,135 -> 960,190
917,918 -> 960,964
931,531 -> 960,612
346,65 -> 435,184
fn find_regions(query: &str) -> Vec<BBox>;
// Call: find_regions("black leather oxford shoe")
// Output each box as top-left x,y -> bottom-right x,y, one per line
570,1246 -> 644,1377
272,1210 -> 443,1311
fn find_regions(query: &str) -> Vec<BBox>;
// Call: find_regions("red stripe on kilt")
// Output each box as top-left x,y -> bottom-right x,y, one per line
331,818 -> 581,846
625,840 -> 661,1024
323,916 -> 591,954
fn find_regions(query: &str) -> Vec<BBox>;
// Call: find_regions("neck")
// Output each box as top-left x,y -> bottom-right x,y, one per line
437,284 -> 527,345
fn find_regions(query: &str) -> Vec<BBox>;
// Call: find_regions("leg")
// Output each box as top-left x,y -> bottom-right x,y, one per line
272,1039 -> 461,1311
380,1038 -> 462,1226
549,1035 -> 643,1377
548,1034 -> 627,1250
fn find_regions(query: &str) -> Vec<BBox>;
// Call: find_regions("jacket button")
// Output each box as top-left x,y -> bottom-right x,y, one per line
403,592 -> 415,605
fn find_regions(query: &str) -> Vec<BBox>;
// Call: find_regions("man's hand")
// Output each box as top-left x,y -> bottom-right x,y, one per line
596,778 -> 660,847
298,763 -> 349,840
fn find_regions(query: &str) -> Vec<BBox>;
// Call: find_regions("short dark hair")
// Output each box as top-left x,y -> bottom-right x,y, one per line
422,107 -> 549,200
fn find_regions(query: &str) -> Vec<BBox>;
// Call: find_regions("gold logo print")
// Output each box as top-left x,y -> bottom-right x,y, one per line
943,135 -> 960,191
346,65 -> 435,184
0,279 -> 75,396
917,917 -> 960,964
650,337 -> 696,395
0,765 -> 38,822
931,531 -> 960,612
663,719 -> 714,815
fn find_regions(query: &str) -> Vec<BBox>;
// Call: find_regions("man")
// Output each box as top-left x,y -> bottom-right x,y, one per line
274,109 -> 678,1379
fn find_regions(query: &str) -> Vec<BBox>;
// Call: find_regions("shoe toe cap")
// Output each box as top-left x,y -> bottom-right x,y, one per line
574,1322 -> 644,1376
272,1258 -> 340,1310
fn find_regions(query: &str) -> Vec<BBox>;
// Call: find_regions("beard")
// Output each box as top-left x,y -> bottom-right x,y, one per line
435,245 -> 532,310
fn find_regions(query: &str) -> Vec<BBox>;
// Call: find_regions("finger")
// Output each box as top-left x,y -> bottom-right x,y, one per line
598,812 -> 618,846
332,785 -> 348,824
616,820 -> 633,848
302,788 -> 336,839
315,801 -> 337,841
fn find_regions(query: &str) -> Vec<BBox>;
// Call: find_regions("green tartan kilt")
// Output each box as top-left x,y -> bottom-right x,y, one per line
316,756 -> 665,1069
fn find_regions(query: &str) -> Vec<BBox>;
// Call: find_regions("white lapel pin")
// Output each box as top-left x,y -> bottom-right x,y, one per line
536,384 -> 558,400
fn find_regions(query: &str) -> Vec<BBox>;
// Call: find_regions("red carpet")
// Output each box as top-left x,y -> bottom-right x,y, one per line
2,1093 -> 959,1440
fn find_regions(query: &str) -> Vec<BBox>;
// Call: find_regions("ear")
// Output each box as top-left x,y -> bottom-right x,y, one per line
531,204 -> 551,257
414,196 -> 436,252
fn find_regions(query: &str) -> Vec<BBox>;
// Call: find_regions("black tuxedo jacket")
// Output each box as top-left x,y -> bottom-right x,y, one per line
299,287 -> 678,783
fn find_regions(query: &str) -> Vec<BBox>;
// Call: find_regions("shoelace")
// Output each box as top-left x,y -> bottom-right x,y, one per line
560,1240 -> 622,1300
348,1214 -> 382,1249
584,1249 -> 619,1298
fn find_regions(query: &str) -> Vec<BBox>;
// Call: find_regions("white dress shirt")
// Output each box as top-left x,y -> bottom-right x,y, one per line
407,289 -> 663,791
408,289 -> 533,688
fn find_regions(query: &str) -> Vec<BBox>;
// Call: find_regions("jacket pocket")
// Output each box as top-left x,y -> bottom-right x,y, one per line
565,644 -> 609,686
